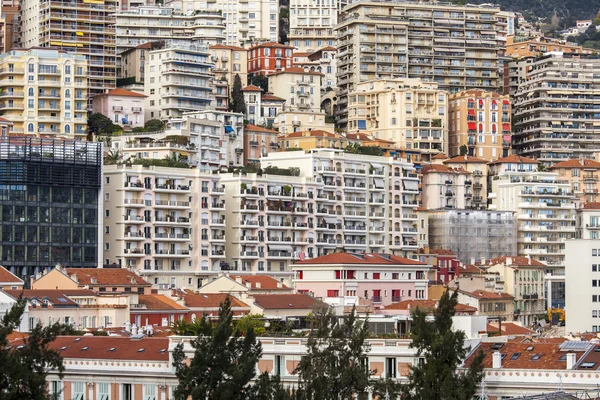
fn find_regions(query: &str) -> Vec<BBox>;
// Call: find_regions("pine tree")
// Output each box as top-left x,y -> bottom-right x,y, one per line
172,296 -> 263,400
0,299 -> 67,399
401,290 -> 485,400
230,74 -> 247,115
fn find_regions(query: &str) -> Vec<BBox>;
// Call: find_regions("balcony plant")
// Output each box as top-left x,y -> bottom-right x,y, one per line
282,185 -> 292,196
241,183 -> 247,192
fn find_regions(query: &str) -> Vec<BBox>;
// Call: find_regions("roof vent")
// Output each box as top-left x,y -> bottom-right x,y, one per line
81,347 -> 89,351
59,346 -> 68,351
137,348 -> 145,352
73,337 -> 82,342
108,347 -> 116,352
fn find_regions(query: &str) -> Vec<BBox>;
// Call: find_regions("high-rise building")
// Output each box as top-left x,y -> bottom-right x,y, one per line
20,0 -> 117,100
335,0 -> 505,126
0,49 -> 88,138
289,0 -> 338,53
512,53 -> 600,165
448,90 -> 511,160
0,137 -> 102,281
346,78 -> 448,154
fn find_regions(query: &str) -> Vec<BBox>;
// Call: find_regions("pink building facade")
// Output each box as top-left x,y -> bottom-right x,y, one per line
292,253 -> 430,308
91,88 -> 146,129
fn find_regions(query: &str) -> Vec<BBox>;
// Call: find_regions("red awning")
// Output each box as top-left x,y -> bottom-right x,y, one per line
479,99 -> 484,105
503,123 -> 510,129
492,100 -> 497,105
502,100 -> 509,105
478,123 -> 483,131
491,124 -> 497,131
468,109 -> 475,115
468,122 -> 476,130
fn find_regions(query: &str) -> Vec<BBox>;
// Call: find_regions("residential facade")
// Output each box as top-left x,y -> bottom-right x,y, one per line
292,252 -> 430,308
454,289 -> 515,321
20,0 -> 117,99
243,124 -> 279,165
335,1 -> 505,126
274,110 -> 335,136
512,53 -> 600,165
448,90 -> 511,160
209,44 -> 248,86
420,164 -> 472,210
247,42 -> 293,76
0,49 -> 88,138
268,67 -> 323,113
119,42 -> 151,83
506,35 -> 594,59
443,155 -> 490,208
548,159 -> 600,204
346,79 -> 448,154
277,130 -> 351,152
288,0 -> 337,52
92,88 -> 146,130
0,137 -> 102,281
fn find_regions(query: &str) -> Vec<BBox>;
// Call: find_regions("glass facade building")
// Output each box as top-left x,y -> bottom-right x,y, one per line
0,137 -> 102,282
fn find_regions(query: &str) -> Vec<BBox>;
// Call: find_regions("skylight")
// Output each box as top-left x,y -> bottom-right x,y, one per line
559,355 -> 567,361
108,348 -> 116,352
16,345 -> 24,350
81,347 -> 89,351
73,337 -> 82,342
60,346 -> 68,351
526,346 -> 534,351
510,352 -> 520,360
581,362 -> 597,369
491,343 -> 504,350
57,297 -> 68,303
137,348 -> 145,352
531,354 -> 541,361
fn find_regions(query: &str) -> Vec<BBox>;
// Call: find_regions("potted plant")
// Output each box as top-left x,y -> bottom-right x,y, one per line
241,183 -> 247,192
282,185 -> 292,196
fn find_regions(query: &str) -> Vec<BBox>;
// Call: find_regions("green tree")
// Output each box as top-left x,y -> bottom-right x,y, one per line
0,299 -> 67,399
104,149 -> 123,165
172,297 -> 264,400
401,290 -> 485,400
87,113 -> 113,135
459,144 -> 468,156
250,74 -> 268,92
144,119 -> 165,132
230,74 -> 247,115
294,305 -> 400,400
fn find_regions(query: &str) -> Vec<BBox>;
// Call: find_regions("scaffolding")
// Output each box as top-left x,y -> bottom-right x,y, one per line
509,389 -> 600,399
428,209 -> 517,264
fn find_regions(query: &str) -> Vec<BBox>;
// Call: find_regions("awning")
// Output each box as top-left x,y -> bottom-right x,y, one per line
269,244 -> 293,252
492,100 -> 497,105
403,180 -> 419,191
478,123 -> 483,131
374,178 -> 384,189
479,99 -> 484,106
502,100 -> 509,105
503,134 -> 511,142
468,122 -> 476,130
503,123 -> 510,129
491,124 -> 497,132
468,109 -> 475,115
370,163 -> 382,169
225,125 -> 235,133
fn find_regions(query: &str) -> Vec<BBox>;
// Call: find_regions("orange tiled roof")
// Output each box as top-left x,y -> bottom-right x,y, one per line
444,155 -> 488,164
548,159 -> 600,169
261,93 -> 285,101
465,340 -> 569,370
460,264 -> 485,275
429,249 -> 456,256
252,293 -> 321,310
384,299 -> 477,313
487,322 -> 536,336
478,256 -> 546,268
229,275 -> 289,290
245,124 -> 278,133
95,88 -> 147,98
64,268 -> 151,286
295,253 -> 425,265
488,155 -> 539,165
461,289 -> 514,300
583,202 -> 600,210
422,164 -> 471,175
0,266 -> 23,284
184,293 -> 249,309
431,153 -> 449,160
4,289 -> 97,306
249,42 -> 294,49
138,294 -> 187,311
48,336 -> 170,361
241,85 -> 263,92
284,130 -> 338,138
293,52 -> 312,57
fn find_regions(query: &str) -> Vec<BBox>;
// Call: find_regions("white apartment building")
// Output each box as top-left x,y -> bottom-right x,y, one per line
165,0 -> 278,45
115,6 -> 225,55
347,78 -> 448,154
420,164 -> 473,210
103,164 -> 227,290
292,47 -> 337,92
144,42 -> 216,121
268,67 -> 323,113
488,155 -> 577,274
241,86 -> 286,127
0,48 -> 88,138
565,238 -> 600,333
289,0 -> 338,52
189,110 -> 245,169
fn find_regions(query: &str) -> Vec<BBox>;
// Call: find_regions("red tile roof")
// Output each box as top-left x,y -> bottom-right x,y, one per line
210,44 -> 247,51
252,293 -> 321,310
293,52 -> 311,57
583,202 -> 600,210
488,155 -> 539,165
422,164 -> 471,175
460,264 -> 485,275
444,155 -> 488,164
4,289 -> 97,306
65,268 -> 151,287
261,93 -> 285,102
465,340 -> 568,370
137,294 -> 188,311
576,344 -> 600,370
95,88 -> 146,98
461,289 -> 514,300
48,336 -> 170,361
295,253 -> 426,266
431,153 -> 449,160
478,256 -> 546,268
548,159 -> 600,169
184,293 -> 249,309
229,275 -> 289,290
0,266 -> 23,285
429,249 -> 456,256
241,85 -> 264,92
383,299 -> 477,314
245,124 -> 278,133
249,42 -> 294,49
269,66 -> 324,76
487,322 -> 536,336
135,42 -> 153,50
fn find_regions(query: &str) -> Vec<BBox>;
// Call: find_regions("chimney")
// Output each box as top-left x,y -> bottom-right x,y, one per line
471,257 -> 475,265
55,264 -> 62,271
131,324 -> 138,335
70,274 -> 78,284
527,254 -> 531,265
506,257 -> 512,266
566,353 -> 576,370
235,276 -> 243,284
481,257 -> 486,265
255,282 -> 261,289
245,282 -> 252,288
277,281 -> 282,288
492,351 -> 502,369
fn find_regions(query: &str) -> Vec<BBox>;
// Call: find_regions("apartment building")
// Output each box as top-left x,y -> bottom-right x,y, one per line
289,0 -> 337,52
292,47 -> 337,92
548,159 -> 600,204
512,53 -> 600,165
242,85 -> 286,127
442,155 -> 489,208
448,90 -> 511,160
268,67 -> 323,112
144,41 -> 215,121
92,88 -> 146,130
454,289 -> 514,321
347,78 -> 448,154
335,1 -> 504,126
277,130 -> 352,152
577,202 -> 600,240
0,49 -> 88,138
420,164 -> 473,210
191,110 -> 245,169
427,209 -> 517,264
480,256 -> 547,326
244,124 -> 279,165
488,155 -> 577,274
506,35 -> 594,59
0,137 -> 102,281
292,252 -> 430,307
209,44 -> 248,86
274,110 -> 334,135
103,164 -> 228,290
247,42 -> 293,76
0,6 -> 17,53
114,6 -> 225,55
119,42 -> 151,82
20,0 -> 117,99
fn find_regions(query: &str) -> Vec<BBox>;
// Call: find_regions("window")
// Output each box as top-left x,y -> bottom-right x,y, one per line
29,317 -> 35,331
274,355 -> 285,376
593,249 -> 598,257
385,357 -> 397,378
122,384 -> 132,400
594,264 -> 598,272
51,381 -> 62,400
373,273 -> 380,279
143,384 -> 156,400
105,210 -> 109,217
72,382 -> 85,400
97,383 -> 109,400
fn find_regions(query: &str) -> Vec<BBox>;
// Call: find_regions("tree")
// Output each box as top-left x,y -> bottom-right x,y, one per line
172,297 -> 264,400
294,305 -> 400,400
250,74 -> 268,92
104,149 -> 123,165
87,113 -> 113,135
144,119 -> 165,132
459,144 -> 468,156
401,290 -> 485,400
0,299 -> 67,399
230,74 -> 247,115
